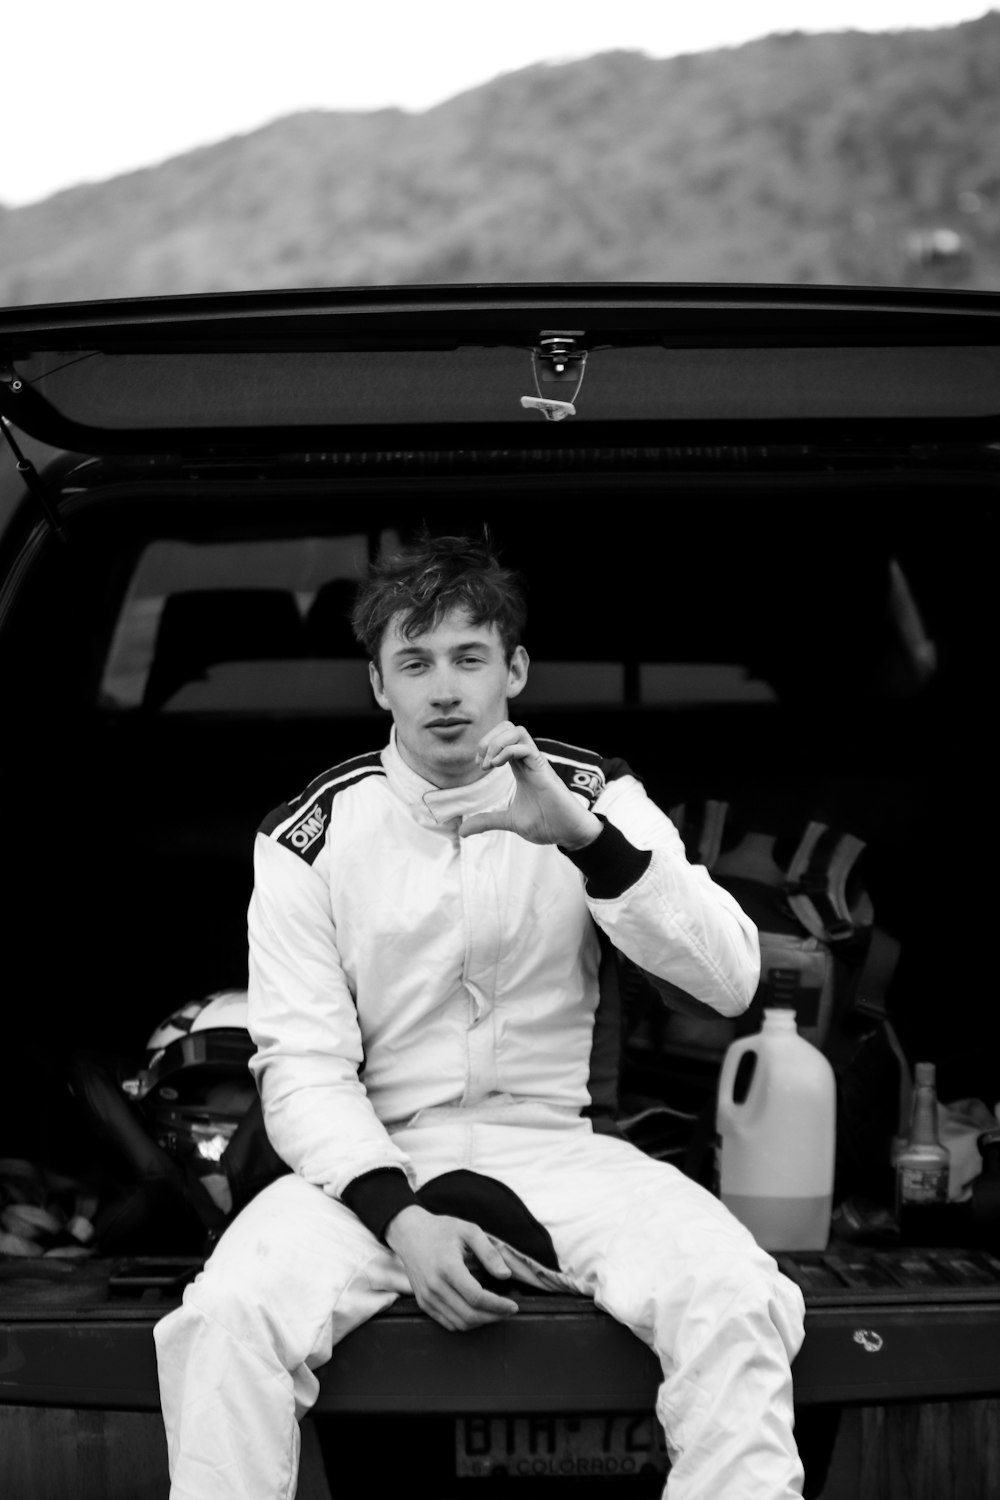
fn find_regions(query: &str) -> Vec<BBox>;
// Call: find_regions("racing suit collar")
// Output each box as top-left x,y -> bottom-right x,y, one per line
383,727 -> 516,826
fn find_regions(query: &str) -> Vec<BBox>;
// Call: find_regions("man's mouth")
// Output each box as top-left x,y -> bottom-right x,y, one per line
425,718 -> 470,730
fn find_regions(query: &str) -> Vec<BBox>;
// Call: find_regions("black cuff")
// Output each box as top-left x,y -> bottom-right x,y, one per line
341,1167 -> 419,1243
560,815 -> 651,898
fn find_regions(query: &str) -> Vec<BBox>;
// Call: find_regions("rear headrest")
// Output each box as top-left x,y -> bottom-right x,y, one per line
143,589 -> 303,710
303,579 -> 364,658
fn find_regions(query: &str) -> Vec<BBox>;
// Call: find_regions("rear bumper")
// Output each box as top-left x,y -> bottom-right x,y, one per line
3,1281 -> 1000,1412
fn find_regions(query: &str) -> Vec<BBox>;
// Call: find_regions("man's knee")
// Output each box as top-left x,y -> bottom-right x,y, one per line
160,1264 -> 284,1364
602,1236 -> 804,1357
157,1203 -> 404,1378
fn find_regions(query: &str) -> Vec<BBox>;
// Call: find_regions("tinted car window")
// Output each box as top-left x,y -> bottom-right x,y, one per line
100,533 -> 795,715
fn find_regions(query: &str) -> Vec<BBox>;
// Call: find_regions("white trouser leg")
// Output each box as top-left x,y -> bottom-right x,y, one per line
462,1120 -> 806,1500
153,1173 -> 410,1500
156,1116 -> 805,1500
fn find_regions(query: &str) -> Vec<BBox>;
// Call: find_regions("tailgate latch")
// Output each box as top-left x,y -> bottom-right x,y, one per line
522,332 -> 588,421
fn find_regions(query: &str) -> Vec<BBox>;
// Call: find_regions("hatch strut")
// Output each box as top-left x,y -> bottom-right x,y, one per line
0,414 -> 67,543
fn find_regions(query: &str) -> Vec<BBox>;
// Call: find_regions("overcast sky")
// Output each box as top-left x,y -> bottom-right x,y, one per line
3,0 -> 992,206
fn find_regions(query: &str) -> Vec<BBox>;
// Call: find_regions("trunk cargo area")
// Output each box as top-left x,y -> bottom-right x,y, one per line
1,460 -> 998,1498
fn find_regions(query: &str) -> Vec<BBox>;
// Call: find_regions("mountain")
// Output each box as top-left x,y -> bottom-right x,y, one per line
2,13 -> 999,304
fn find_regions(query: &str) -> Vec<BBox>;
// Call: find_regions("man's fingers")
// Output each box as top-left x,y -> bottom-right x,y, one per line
452,1256 -> 519,1316
426,1301 -> 509,1333
476,723 -> 541,770
475,720 -> 518,761
481,742 -> 534,771
394,1212 -> 520,1330
421,1271 -> 518,1331
468,1229 -> 515,1282
466,1278 -> 519,1311
458,811 -> 510,839
443,1245 -> 519,1325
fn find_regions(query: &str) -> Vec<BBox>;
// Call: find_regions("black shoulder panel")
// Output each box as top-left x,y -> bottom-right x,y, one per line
259,751 -> 385,866
535,738 -> 635,778
536,737 -> 607,810
534,736 -> 604,769
535,738 -> 637,810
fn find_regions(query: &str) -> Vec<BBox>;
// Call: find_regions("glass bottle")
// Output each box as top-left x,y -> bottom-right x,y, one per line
896,1061 -> 951,1244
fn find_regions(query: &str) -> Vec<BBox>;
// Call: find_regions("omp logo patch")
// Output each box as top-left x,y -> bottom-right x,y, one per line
287,802 -> 328,852
570,768 -> 603,800
852,1329 -> 884,1354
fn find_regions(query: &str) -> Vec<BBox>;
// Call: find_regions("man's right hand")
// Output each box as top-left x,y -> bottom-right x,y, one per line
384,1204 -> 520,1332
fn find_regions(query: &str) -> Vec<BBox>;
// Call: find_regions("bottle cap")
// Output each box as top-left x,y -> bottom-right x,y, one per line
915,1061 -> 936,1086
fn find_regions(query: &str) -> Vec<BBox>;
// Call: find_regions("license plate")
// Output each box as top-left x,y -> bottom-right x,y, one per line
456,1415 -> 669,1479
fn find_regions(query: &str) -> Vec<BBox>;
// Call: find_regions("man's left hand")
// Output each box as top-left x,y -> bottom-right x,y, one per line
458,723 -> 602,849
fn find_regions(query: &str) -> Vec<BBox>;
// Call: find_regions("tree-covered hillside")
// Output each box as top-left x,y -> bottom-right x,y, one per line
1,13 -> 998,304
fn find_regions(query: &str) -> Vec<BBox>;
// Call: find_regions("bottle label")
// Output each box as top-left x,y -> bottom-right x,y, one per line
899,1164 -> 949,1205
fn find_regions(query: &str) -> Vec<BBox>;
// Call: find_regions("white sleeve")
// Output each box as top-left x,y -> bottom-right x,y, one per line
247,831 -> 414,1198
584,774 -> 760,1018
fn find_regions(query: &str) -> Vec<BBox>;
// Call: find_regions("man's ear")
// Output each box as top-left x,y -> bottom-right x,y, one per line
506,644 -> 529,701
369,660 -> 391,711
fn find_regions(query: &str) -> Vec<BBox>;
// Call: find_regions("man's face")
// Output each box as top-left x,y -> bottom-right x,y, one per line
370,608 -> 528,787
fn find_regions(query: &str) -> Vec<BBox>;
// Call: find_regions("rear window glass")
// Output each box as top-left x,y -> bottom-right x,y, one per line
99,535 -> 781,715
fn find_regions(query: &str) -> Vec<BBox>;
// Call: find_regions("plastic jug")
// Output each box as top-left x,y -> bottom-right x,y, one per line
716,1005 -> 837,1251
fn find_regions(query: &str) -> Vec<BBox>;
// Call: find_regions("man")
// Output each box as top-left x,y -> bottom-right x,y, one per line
155,533 -> 807,1500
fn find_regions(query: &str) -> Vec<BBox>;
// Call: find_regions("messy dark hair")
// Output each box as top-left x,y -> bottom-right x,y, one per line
351,531 -> 527,666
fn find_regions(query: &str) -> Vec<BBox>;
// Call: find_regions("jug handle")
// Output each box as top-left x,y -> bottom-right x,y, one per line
717,1035 -> 756,1120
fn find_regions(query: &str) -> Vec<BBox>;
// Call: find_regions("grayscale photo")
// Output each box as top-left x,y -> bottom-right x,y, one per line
1,4 -> 998,1498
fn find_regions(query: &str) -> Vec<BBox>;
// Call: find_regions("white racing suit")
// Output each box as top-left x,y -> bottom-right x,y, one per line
155,732 -> 807,1500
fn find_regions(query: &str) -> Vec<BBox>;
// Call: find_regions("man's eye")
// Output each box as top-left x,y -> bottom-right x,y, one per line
458,656 -> 484,667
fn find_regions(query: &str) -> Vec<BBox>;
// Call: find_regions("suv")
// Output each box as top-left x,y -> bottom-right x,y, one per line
1,284 -> 998,1500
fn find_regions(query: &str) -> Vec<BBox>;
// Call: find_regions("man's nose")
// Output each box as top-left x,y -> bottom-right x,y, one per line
428,668 -> 461,705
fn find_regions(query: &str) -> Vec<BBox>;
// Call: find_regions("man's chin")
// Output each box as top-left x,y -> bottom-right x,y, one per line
395,726 -> 486,787
417,735 -> 486,786
428,747 -> 482,784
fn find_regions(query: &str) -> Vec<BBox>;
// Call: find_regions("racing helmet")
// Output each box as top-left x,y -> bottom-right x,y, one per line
123,990 -> 258,1173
